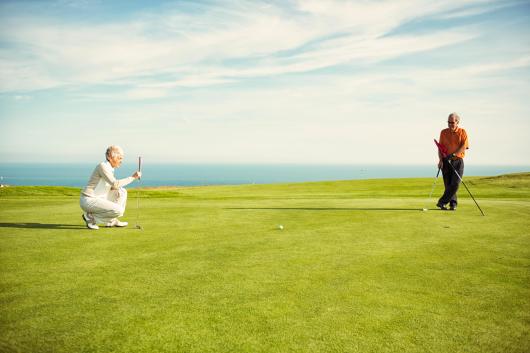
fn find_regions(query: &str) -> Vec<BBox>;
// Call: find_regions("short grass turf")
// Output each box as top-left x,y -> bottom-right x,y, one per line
0,173 -> 529,353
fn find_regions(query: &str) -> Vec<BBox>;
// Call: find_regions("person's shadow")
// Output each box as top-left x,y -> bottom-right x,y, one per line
0,223 -> 86,230
226,207 -> 423,211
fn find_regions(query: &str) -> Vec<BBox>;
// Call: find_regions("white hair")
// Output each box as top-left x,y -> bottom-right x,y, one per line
105,145 -> 124,161
448,112 -> 461,123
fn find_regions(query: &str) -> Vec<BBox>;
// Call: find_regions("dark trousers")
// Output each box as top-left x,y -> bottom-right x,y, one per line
438,158 -> 464,206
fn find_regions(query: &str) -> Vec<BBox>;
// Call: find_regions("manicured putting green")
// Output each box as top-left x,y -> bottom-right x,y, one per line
1,174 -> 529,353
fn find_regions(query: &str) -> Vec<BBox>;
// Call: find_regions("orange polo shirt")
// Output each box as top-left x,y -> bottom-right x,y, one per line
440,127 -> 469,158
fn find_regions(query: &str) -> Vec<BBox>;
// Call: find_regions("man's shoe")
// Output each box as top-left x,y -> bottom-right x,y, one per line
106,219 -> 128,227
436,202 -> 448,210
449,204 -> 457,211
82,213 -> 99,230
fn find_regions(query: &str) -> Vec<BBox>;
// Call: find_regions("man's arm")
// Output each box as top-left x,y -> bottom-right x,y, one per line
452,129 -> 469,157
454,144 -> 467,156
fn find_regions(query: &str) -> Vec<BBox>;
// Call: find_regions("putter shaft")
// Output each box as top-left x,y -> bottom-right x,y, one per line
448,160 -> 485,216
135,156 -> 142,229
423,167 -> 441,211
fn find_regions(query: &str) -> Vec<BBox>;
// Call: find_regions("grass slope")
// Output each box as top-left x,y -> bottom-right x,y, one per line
0,174 -> 529,353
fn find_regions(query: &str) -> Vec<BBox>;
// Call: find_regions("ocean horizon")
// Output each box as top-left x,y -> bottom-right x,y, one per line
0,163 -> 528,188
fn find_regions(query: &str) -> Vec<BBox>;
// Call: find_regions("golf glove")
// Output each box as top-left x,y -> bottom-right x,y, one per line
445,153 -> 456,161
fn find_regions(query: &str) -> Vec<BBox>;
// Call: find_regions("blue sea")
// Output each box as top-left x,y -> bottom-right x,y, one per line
0,163 -> 528,187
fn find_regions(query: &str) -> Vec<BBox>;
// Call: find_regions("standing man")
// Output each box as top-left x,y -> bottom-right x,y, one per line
80,145 -> 141,230
437,113 -> 469,211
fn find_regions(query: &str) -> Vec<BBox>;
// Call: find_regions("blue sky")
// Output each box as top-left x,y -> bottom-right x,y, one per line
0,0 -> 529,165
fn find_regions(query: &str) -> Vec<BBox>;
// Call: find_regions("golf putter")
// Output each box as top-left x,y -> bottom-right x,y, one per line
135,156 -> 143,230
447,159 -> 485,216
422,166 -> 441,211
422,139 -> 447,212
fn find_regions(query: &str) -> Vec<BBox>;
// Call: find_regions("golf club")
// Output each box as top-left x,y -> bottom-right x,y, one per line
422,166 -> 441,211
135,156 -> 143,230
447,159 -> 485,216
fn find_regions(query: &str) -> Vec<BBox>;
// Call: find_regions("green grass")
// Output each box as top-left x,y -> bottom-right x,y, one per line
1,173 -> 529,353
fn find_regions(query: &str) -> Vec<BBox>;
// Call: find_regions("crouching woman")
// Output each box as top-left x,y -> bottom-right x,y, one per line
80,145 -> 141,230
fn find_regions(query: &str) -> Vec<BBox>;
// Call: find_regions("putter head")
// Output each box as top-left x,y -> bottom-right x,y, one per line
135,225 -> 142,230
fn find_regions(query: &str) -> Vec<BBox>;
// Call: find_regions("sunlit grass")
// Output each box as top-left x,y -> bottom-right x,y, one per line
1,174 -> 529,353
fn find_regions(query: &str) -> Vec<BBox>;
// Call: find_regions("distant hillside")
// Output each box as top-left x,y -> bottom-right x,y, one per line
477,172 -> 530,184
0,186 -> 81,197
1,174 -> 529,199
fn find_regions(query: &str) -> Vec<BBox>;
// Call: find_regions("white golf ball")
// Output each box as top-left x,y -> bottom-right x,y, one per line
278,225 -> 284,230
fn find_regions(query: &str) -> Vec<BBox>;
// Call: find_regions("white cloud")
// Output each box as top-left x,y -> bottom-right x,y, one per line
1,0 -> 528,165
455,55 -> 530,75
13,95 -> 32,101
125,87 -> 168,100
434,0 -> 520,19
0,0 -> 504,93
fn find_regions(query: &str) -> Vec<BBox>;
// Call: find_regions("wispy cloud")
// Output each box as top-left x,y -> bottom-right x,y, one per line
1,0 -> 528,164
433,0 -> 521,19
0,0 -> 512,94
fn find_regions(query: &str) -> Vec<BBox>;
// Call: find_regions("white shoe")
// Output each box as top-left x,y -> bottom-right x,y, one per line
106,219 -> 128,227
87,222 -> 99,230
82,213 -> 99,230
